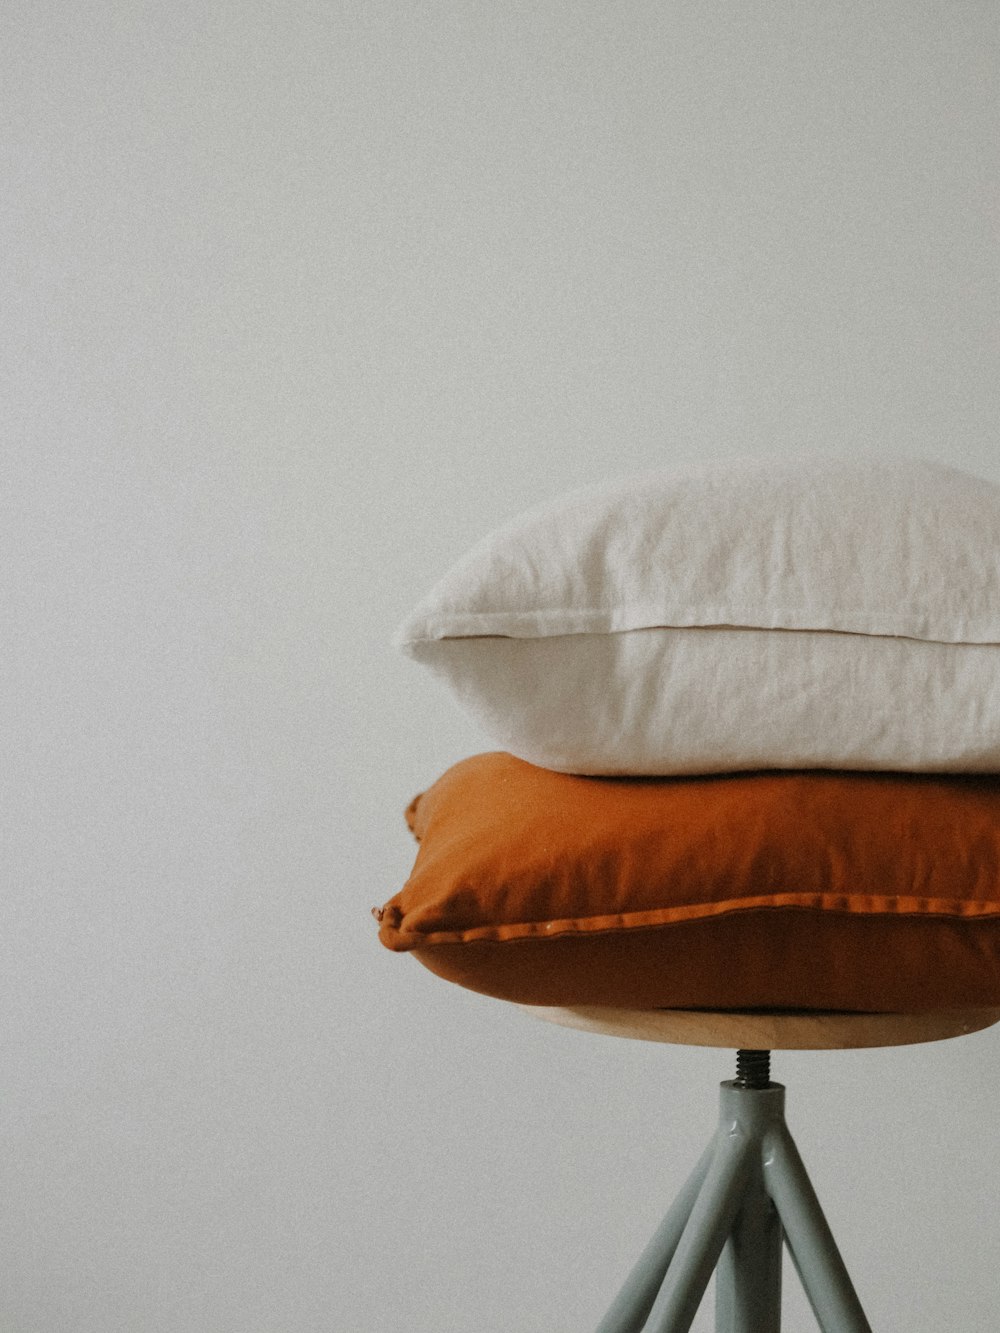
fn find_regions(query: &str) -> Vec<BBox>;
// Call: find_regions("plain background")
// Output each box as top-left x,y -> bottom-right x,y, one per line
3,1 -> 999,1329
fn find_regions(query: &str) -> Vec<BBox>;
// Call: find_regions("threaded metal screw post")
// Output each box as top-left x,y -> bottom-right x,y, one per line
734,1049 -> 772,1088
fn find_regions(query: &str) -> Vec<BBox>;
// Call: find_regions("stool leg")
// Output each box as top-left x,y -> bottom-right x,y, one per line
592,1069 -> 873,1333
639,1127 -> 754,1333
595,1141 -> 715,1333
763,1124 -> 873,1333
714,1149 -> 782,1333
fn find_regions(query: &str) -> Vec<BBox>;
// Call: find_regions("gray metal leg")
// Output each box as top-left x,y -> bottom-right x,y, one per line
763,1124 -> 873,1333
595,1141 -> 716,1333
592,1069 -> 874,1333
639,1125 -> 754,1333
714,1147 -> 782,1332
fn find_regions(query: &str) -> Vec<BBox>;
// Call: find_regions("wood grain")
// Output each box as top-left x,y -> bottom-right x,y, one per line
517,1004 -> 1000,1050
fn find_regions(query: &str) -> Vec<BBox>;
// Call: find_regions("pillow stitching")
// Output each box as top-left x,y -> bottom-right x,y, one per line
381,890 -> 1000,949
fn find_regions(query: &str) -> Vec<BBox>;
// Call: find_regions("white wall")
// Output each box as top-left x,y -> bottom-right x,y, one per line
2,2 -> 999,1329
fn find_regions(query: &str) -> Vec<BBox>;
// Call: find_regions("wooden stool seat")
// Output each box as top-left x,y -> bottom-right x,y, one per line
518,1003 -> 1000,1050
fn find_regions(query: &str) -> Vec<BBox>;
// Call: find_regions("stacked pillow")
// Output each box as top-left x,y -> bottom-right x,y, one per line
374,454 -> 1000,1012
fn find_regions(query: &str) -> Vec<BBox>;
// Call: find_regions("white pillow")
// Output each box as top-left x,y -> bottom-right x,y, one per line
394,453 -> 1000,775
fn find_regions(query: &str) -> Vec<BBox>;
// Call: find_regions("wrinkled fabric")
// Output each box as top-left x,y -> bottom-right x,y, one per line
375,753 -> 1000,1012
395,455 -> 1000,774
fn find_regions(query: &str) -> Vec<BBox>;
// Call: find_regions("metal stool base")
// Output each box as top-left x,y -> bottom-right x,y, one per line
595,1074 -> 872,1333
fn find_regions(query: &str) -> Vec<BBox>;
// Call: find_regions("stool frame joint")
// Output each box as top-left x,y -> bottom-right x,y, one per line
594,1071 -> 872,1333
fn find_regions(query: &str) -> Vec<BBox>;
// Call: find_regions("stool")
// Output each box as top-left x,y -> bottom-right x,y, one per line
520,1005 -> 1000,1333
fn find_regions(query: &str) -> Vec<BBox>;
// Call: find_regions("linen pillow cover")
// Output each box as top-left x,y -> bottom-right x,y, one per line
394,454 -> 1000,775
374,753 -> 1000,1013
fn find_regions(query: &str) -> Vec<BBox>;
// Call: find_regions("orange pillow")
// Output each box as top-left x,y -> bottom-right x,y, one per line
373,753 -> 1000,1013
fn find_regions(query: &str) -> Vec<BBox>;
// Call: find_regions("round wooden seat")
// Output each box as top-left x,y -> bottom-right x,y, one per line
517,1004 -> 1000,1050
